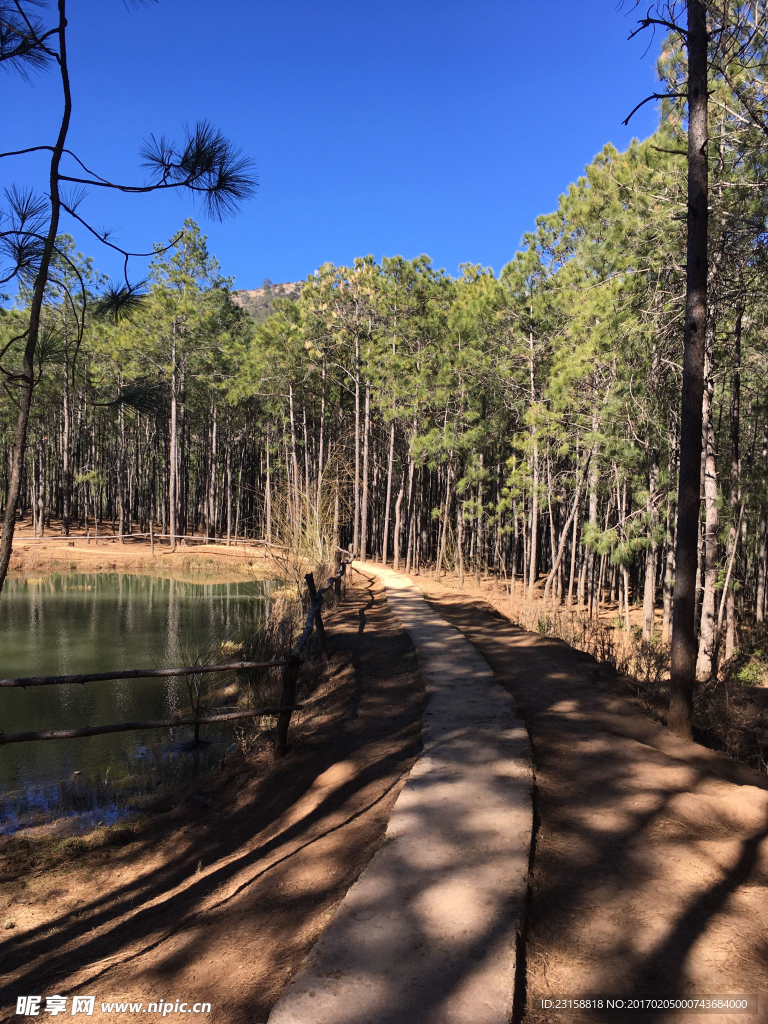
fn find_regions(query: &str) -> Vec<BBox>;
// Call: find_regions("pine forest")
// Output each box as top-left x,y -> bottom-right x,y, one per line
4,9 -> 768,740
8,3 -> 768,1014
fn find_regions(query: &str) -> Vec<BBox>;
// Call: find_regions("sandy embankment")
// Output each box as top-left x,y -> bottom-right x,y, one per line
7,525 -> 282,582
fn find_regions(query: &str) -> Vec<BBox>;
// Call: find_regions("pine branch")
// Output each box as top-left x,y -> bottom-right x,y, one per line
0,1 -> 54,76
48,120 -> 259,221
628,15 -> 688,42
92,282 -> 146,323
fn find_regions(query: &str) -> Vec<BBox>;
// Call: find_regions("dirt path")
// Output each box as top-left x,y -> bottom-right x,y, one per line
403,575 -> 768,1024
0,574 -> 425,1023
268,566 -> 532,1024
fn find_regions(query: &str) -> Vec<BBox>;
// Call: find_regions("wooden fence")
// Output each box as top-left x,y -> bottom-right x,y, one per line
0,552 -> 354,758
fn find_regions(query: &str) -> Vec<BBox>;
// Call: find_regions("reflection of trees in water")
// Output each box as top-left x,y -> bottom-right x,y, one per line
166,577 -> 181,664
0,573 -> 273,797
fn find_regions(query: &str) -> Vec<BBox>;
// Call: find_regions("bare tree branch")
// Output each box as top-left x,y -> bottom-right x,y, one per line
622,91 -> 686,125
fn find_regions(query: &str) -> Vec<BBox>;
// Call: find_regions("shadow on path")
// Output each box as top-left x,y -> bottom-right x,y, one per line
417,582 -> 768,1024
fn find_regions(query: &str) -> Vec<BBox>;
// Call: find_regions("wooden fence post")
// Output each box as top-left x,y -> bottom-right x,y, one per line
274,653 -> 300,758
333,550 -> 341,600
305,572 -> 329,660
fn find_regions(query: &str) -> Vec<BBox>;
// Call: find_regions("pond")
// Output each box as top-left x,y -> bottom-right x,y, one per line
0,572 -> 278,831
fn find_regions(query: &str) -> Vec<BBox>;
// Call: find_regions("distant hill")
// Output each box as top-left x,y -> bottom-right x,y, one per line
232,280 -> 302,322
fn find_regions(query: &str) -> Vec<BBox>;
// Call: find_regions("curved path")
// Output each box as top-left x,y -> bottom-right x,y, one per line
268,566 -> 533,1024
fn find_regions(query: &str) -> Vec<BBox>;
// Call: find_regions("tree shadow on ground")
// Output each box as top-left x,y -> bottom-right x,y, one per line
0,576 -> 427,1023
422,586 -> 768,1024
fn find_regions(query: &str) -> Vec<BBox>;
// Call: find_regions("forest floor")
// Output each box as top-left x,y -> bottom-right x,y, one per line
0,573 -> 426,1023
7,519 -> 283,581
398,570 -> 768,1024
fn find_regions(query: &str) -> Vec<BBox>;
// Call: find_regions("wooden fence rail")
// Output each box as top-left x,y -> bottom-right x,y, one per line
0,660 -> 287,689
14,534 -> 290,549
0,552 -> 354,756
0,706 -> 304,745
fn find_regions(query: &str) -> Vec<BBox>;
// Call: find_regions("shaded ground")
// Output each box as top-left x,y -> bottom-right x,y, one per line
0,573 -> 426,1023
410,575 -> 768,1024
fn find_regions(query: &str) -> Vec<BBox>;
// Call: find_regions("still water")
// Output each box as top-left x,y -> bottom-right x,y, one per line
0,573 -> 276,824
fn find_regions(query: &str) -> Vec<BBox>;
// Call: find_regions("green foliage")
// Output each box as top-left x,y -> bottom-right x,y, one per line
735,654 -> 768,688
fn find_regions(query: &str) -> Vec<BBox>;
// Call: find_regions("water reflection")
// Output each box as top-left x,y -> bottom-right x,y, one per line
0,572 -> 275,825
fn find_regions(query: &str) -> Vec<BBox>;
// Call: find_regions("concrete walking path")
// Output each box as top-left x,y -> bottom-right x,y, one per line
268,565 -> 533,1024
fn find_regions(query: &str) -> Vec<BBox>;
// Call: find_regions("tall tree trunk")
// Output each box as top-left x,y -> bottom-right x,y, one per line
382,421 -> 396,564
545,452 -> 557,595
302,401 -> 310,510
353,336 -> 361,553
288,383 -> 301,527
404,452 -> 417,573
566,496 -> 579,608
715,503 -> 744,665
696,330 -> 718,674
620,476 -> 630,633
585,445 -> 599,616
318,352 -> 326,514
169,335 -> 178,551
512,498 -> 521,592
360,383 -> 371,560
475,453 -> 484,582
30,452 -> 37,537
435,459 -> 454,580
527,326 -> 539,597
642,452 -> 660,642
596,552 -> 607,616
118,398 -> 126,542
528,451 -> 539,596
757,424 -> 768,628
457,496 -> 465,588
543,456 -> 589,604
725,299 -> 743,663
62,377 -> 72,536
669,0 -> 708,739
403,425 -> 416,569
233,446 -> 243,543
265,424 -> 272,543
0,0 -> 71,594
393,473 -> 405,571
225,430 -> 232,545
696,321 -> 718,673
333,467 -> 340,553
178,384 -> 187,537
662,506 -> 675,645
36,445 -> 45,537
207,403 -> 218,540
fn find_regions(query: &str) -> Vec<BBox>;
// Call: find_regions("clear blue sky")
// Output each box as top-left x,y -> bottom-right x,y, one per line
2,0 -> 661,290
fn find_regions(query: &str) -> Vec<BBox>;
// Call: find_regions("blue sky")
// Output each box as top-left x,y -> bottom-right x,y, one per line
2,0 -> 661,289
